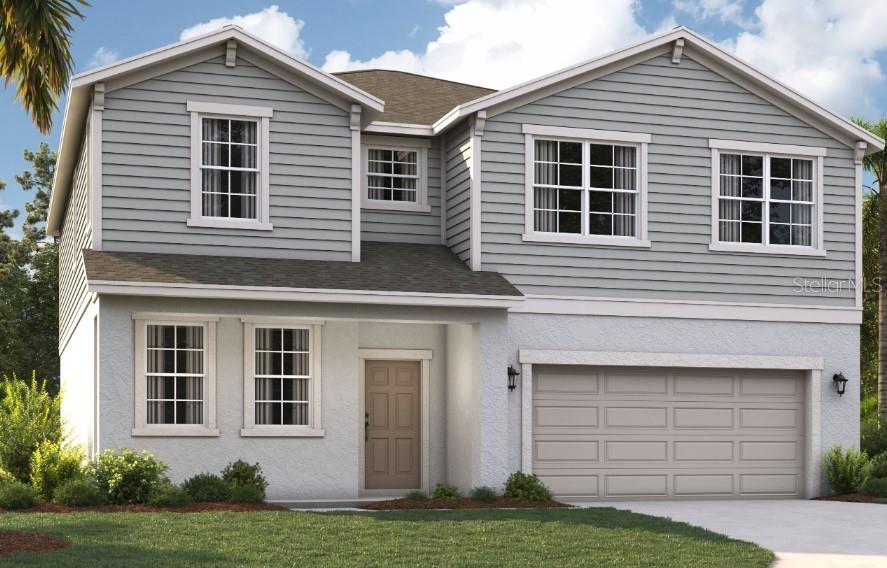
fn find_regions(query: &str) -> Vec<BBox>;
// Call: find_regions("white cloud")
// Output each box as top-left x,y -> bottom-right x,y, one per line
673,0 -> 746,24
731,0 -> 887,118
87,47 -> 120,69
180,5 -> 308,59
322,0 -> 651,89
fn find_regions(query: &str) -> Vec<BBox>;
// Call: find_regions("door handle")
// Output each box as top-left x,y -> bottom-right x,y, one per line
365,412 -> 369,442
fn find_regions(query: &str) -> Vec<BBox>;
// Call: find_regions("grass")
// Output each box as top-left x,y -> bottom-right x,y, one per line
0,508 -> 774,567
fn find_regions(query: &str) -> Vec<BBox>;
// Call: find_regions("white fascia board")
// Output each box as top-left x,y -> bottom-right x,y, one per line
364,122 -> 434,137
518,349 -> 825,370
88,280 -> 524,309
513,294 -> 862,324
47,87 -> 90,236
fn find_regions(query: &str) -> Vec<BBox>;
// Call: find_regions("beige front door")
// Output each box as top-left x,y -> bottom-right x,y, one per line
365,360 -> 421,490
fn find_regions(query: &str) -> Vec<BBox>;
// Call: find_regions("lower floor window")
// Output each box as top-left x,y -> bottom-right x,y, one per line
254,327 -> 311,426
145,324 -> 205,425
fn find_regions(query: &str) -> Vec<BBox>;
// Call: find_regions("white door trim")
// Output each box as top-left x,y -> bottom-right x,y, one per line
358,349 -> 431,495
519,350 -> 823,498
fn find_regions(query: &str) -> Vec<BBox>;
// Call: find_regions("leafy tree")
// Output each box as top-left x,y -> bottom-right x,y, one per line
0,0 -> 88,133
862,192 -> 880,401
855,118 -> 887,415
0,373 -> 62,483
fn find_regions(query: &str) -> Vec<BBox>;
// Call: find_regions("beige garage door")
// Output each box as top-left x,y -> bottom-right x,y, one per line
532,366 -> 805,500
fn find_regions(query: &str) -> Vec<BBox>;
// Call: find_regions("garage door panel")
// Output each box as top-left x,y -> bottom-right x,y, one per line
532,366 -> 804,500
535,367 -> 600,394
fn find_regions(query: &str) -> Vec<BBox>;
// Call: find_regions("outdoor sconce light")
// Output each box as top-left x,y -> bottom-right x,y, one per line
507,365 -> 520,391
833,372 -> 848,397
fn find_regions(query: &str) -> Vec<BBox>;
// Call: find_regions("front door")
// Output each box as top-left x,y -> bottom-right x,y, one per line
365,360 -> 421,490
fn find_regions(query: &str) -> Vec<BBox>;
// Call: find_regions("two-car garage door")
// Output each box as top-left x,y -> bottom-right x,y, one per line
532,366 -> 805,500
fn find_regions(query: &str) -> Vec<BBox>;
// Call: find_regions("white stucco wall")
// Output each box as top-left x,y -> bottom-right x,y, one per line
505,313 -> 860,493
95,295 -> 509,500
60,300 -> 97,454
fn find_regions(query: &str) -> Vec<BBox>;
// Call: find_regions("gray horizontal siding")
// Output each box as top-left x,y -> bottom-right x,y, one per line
361,136 -> 442,244
59,125 -> 92,349
445,120 -> 472,263
481,54 -> 857,306
101,55 -> 353,261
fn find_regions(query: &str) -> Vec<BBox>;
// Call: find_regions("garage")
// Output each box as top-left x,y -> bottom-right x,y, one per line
531,365 -> 805,500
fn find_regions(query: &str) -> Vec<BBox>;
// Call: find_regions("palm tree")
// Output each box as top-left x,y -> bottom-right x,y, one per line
855,118 -> 887,415
0,0 -> 87,134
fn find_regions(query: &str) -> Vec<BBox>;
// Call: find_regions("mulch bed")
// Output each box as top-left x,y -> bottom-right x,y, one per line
0,530 -> 71,557
814,494 -> 886,503
1,502 -> 287,514
362,498 -> 570,510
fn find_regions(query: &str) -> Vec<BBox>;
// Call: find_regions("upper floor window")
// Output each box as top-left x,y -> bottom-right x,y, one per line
709,140 -> 825,257
186,101 -> 273,231
522,124 -> 651,247
362,135 -> 430,213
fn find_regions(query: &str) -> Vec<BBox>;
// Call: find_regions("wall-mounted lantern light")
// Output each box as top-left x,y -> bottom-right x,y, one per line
507,365 -> 520,391
832,372 -> 848,397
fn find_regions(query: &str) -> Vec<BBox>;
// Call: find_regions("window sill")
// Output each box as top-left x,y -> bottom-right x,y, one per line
240,427 -> 325,438
708,242 -> 826,257
187,218 -> 273,231
131,427 -> 220,437
522,233 -> 652,248
361,200 -> 431,213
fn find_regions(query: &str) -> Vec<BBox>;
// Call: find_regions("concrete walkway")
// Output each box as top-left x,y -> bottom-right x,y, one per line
575,500 -> 887,567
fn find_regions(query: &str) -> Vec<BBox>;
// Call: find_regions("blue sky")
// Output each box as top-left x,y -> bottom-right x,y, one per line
1,0 -> 884,236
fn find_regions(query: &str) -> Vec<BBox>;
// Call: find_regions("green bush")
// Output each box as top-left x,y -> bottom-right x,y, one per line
0,468 -> 15,485
862,416 -> 887,458
227,483 -> 265,504
0,480 -> 37,509
53,478 -> 106,507
0,374 -> 62,482
148,482 -> 191,508
867,452 -> 887,480
30,440 -> 85,500
823,445 -> 869,495
469,486 -> 498,502
182,473 -> 231,503
504,472 -> 552,501
405,490 -> 427,501
861,477 -> 887,498
93,449 -> 168,504
221,460 -> 267,496
431,483 -> 461,500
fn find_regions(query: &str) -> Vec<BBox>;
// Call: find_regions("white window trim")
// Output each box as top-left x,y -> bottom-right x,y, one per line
240,318 -> 325,437
522,124 -> 651,248
132,318 -> 219,437
361,134 -> 430,213
708,139 -> 826,257
187,101 -> 273,231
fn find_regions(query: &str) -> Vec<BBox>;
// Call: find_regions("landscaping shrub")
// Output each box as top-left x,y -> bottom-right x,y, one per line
221,460 -> 268,496
861,477 -> 887,498
0,468 -> 15,485
504,472 -> 552,501
93,449 -> 168,504
0,374 -> 62,482
0,480 -> 37,509
30,440 -> 85,500
227,483 -> 265,504
431,483 -> 461,500
469,486 -> 498,502
823,445 -> 869,494
182,473 -> 231,503
867,452 -> 887,480
405,490 -> 427,501
861,416 -> 887,457
53,478 -> 106,507
148,482 -> 191,508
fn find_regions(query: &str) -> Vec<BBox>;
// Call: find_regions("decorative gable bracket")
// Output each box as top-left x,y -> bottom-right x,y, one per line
225,39 -> 237,67
671,39 -> 685,65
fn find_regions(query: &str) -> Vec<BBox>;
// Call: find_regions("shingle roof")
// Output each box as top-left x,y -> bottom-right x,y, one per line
83,241 -> 522,298
333,70 -> 494,125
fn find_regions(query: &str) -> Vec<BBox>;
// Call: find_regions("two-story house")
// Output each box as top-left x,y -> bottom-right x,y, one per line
49,25 -> 884,502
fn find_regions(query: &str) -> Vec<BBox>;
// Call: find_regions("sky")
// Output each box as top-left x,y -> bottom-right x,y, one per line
1,0 -> 885,237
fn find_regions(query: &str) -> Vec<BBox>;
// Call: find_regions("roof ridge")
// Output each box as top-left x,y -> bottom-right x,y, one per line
332,68 -> 495,92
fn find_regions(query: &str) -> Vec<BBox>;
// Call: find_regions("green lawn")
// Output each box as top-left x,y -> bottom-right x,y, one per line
0,508 -> 773,567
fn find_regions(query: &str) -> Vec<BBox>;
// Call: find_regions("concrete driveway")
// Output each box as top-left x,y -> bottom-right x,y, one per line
575,500 -> 887,567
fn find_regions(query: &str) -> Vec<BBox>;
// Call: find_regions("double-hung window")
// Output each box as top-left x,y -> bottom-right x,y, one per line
187,102 -> 273,231
709,140 -> 825,256
241,319 -> 324,437
362,135 -> 430,212
133,317 -> 218,436
522,125 -> 650,247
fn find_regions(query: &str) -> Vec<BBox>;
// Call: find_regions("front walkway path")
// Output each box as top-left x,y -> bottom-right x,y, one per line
575,500 -> 887,567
